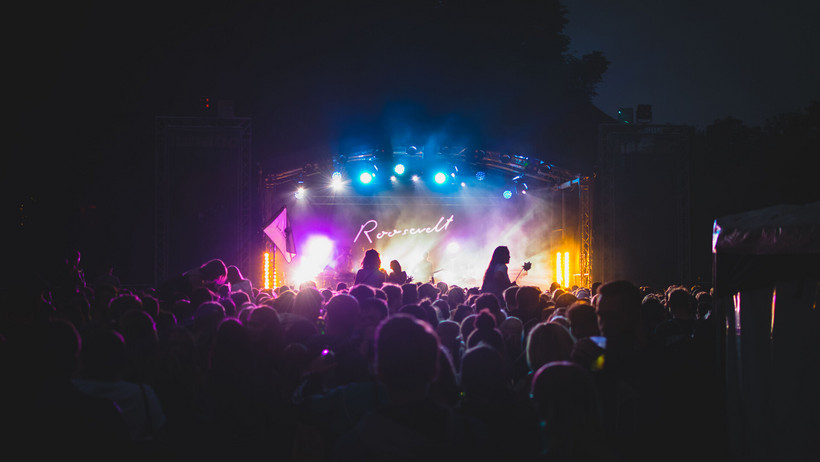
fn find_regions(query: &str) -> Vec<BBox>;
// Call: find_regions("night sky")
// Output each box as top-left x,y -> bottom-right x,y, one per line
564,0 -> 820,127
6,0 -> 819,285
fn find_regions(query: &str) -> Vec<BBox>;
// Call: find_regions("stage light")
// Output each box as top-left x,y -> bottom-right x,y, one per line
564,252 -> 570,289
406,146 -> 417,155
394,164 -> 405,175
412,175 -> 420,182
461,182 -> 466,187
263,252 -> 270,289
294,186 -> 305,199
556,251 -> 563,287
503,190 -> 513,199
330,173 -> 343,190
390,175 -> 397,183
434,172 -> 447,184
306,235 -> 334,260
476,171 -> 486,181
359,172 -> 373,184
292,235 -> 335,286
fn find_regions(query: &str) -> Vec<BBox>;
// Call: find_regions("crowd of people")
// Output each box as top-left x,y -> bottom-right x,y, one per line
1,247 -> 725,461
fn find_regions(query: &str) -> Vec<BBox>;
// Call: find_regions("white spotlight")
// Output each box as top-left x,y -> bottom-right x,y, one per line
330,172 -> 343,190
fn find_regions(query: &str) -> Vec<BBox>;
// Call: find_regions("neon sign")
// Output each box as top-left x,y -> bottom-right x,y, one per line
354,215 -> 455,244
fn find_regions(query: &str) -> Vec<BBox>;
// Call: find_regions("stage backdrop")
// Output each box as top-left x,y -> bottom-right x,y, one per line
270,190 -> 562,289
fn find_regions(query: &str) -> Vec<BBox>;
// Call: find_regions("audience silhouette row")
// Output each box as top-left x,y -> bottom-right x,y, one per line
1,249 -> 724,461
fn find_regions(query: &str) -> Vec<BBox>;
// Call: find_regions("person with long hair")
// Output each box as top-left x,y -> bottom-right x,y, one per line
386,259 -> 408,285
354,249 -> 388,288
480,246 -> 513,302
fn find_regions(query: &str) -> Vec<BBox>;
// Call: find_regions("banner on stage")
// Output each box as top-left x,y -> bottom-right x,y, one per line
264,206 -> 297,263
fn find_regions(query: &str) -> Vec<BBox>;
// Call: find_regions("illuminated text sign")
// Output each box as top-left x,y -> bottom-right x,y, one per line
354,215 -> 455,244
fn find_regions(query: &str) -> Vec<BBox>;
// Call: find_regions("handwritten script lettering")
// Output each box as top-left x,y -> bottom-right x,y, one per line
354,215 -> 455,244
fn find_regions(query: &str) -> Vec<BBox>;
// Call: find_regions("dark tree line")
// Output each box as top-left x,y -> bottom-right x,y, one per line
688,101 -> 820,281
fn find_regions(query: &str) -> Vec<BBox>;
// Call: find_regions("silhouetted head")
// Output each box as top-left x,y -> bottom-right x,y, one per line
376,314 -> 440,393
466,310 -> 505,352
293,287 -> 322,322
555,292 -> 578,309
401,283 -> 419,305
641,295 -> 669,331
209,317 -> 251,371
436,320 -> 461,350
324,294 -> 361,337
667,287 -> 695,319
489,246 -> 510,265
461,344 -> 506,404
503,285 -> 520,310
200,259 -> 228,284
349,284 -> 376,305
447,286 -> 466,307
226,265 -> 244,284
451,304 -> 473,324
65,248 -> 81,266
526,322 -> 574,372
475,292 -> 500,313
531,361 -> 600,433
566,301 -> 599,339
595,280 -> 643,341
418,283 -> 439,301
381,283 -> 403,313
389,259 -> 402,273
432,299 -> 450,321
361,297 -> 389,327
499,316 -> 524,350
230,290 -> 251,308
361,249 -> 381,270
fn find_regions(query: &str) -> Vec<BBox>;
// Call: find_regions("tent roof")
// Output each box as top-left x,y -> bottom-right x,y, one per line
712,201 -> 820,255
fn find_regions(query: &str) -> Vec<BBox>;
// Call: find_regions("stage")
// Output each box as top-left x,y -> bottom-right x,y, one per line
260,147 -> 588,290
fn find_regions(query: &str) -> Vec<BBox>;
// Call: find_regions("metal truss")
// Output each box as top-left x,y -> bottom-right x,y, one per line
263,146 -> 577,188
579,175 -> 593,287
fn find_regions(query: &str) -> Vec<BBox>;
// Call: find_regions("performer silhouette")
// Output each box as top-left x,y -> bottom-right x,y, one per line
480,246 -> 513,300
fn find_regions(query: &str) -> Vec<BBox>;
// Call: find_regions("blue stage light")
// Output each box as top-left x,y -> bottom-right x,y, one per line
503,190 -> 513,199
359,172 -> 373,184
434,172 -> 447,184
476,171 -> 486,181
394,164 -> 405,175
